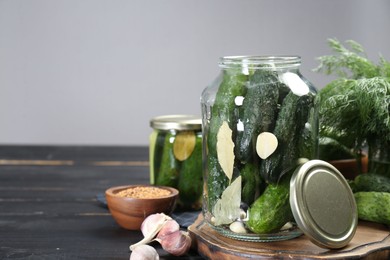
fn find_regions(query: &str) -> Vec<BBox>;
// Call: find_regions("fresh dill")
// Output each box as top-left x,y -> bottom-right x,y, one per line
315,39 -> 390,160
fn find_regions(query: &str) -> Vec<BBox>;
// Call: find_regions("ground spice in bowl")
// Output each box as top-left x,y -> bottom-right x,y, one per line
115,186 -> 171,199
106,185 -> 179,230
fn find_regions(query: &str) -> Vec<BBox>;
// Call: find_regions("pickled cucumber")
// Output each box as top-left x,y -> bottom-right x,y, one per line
177,134 -> 203,209
241,162 -> 263,205
149,130 -> 165,184
260,92 -> 314,183
247,175 -> 293,233
155,131 -> 180,187
247,172 -> 294,234
235,70 -> 279,163
206,70 -> 247,209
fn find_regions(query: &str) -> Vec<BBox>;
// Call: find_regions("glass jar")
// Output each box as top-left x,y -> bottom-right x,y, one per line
149,115 -> 203,210
200,56 -> 319,241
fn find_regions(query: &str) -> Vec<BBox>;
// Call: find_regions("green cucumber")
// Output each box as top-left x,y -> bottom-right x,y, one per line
206,70 -> 247,209
155,131 -> 180,187
354,173 -> 390,193
150,130 -> 166,184
260,92 -> 314,183
240,162 -> 263,206
354,191 -> 390,225
207,70 -> 247,155
149,130 -> 158,184
296,93 -> 316,159
177,134 -> 203,209
247,174 -> 293,233
235,70 -> 279,163
206,156 -> 227,211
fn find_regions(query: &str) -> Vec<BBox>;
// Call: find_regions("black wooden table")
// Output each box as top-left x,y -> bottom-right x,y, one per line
0,145 -> 204,259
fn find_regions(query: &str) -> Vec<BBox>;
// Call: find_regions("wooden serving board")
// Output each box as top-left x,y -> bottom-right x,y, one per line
188,214 -> 390,259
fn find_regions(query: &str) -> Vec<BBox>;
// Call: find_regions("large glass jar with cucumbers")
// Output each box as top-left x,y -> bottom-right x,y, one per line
201,56 -> 318,241
149,115 -> 203,210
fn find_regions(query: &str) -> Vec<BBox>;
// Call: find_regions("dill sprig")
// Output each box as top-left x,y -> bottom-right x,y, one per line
379,56 -> 390,78
316,39 -> 390,153
320,78 -> 390,145
314,39 -> 381,79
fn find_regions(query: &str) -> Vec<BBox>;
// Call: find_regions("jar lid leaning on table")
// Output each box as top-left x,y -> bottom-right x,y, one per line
290,159 -> 358,249
149,115 -> 203,211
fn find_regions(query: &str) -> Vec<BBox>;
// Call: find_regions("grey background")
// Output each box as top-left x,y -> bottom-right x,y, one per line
1,0 -> 389,146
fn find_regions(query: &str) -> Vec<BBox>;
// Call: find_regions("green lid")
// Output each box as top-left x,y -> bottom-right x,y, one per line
150,115 -> 202,131
290,160 -> 358,249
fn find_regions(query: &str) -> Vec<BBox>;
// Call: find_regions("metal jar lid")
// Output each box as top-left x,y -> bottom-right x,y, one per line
150,115 -> 202,131
290,159 -> 358,249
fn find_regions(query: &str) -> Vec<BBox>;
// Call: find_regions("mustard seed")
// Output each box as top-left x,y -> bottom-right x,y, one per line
116,186 -> 171,199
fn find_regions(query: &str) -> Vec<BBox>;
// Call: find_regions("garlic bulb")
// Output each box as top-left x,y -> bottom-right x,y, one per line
129,213 -> 191,257
129,244 -> 159,260
156,230 -> 192,256
129,213 -> 171,251
156,219 -> 180,240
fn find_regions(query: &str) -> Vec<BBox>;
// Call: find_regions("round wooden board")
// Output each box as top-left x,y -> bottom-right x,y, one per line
188,214 -> 390,259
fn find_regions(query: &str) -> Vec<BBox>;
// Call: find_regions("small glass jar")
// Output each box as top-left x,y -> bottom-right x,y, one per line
149,115 -> 203,210
200,56 -> 318,241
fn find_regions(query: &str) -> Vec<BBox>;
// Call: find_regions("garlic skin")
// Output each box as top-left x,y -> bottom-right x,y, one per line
140,213 -> 172,238
156,219 -> 180,240
129,213 -> 171,251
129,213 -> 191,257
156,230 -> 192,256
130,244 -> 159,260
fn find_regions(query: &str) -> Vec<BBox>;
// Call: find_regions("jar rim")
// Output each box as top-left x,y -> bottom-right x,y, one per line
150,115 -> 202,131
219,56 -> 301,69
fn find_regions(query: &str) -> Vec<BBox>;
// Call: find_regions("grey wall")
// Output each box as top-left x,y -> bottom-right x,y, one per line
1,0 -> 389,146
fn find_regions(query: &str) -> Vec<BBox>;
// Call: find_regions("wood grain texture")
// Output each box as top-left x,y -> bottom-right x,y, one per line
189,214 -> 390,259
0,145 -> 202,260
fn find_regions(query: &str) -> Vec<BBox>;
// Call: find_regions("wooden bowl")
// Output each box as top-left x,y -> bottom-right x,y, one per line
105,185 -> 179,230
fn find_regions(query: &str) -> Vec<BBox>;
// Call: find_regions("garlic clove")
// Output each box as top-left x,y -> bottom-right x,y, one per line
229,221 -> 247,234
156,219 -> 180,240
280,222 -> 293,231
140,213 -> 172,237
130,213 -> 171,251
256,132 -> 278,159
129,244 -> 159,260
157,230 -> 192,256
